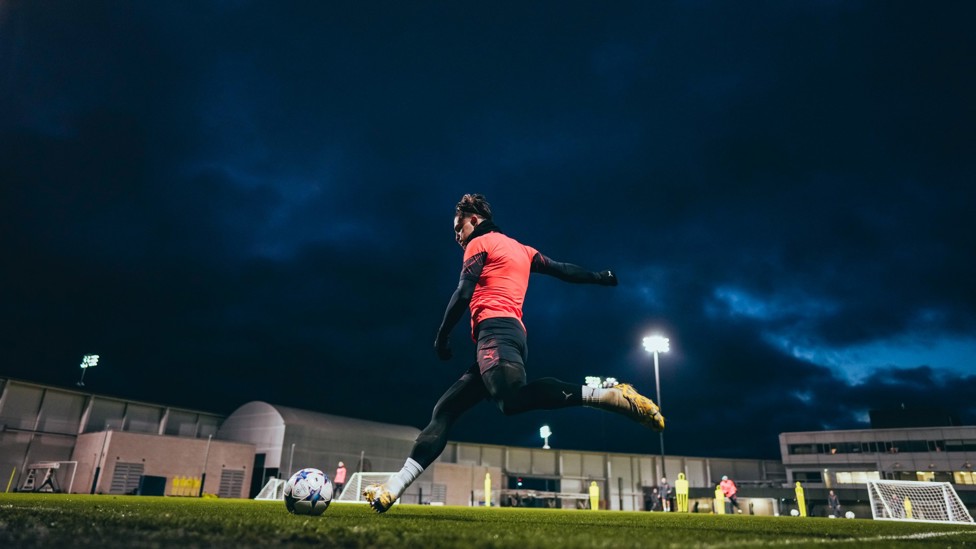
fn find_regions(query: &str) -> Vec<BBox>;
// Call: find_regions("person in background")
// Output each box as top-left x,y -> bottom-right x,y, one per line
334,461 -> 347,497
827,489 -> 842,517
649,487 -> 662,511
720,475 -> 741,513
659,476 -> 673,512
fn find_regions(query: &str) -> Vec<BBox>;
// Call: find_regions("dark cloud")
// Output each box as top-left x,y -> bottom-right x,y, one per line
2,1 -> 974,459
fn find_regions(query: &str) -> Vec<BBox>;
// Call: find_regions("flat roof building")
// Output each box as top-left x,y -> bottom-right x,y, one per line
1,376 -> 785,510
780,426 -> 976,490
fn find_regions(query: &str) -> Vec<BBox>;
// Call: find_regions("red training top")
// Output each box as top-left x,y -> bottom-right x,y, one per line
462,232 -> 538,334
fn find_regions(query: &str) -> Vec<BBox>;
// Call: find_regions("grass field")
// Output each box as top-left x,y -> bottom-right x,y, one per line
2,493 -> 975,548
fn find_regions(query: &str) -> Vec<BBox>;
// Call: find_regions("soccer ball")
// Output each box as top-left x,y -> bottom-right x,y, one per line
790,509 -> 800,517
283,468 -> 333,515
845,511 -> 855,519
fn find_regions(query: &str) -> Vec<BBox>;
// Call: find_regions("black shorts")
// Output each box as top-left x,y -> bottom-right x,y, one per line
474,317 -> 527,374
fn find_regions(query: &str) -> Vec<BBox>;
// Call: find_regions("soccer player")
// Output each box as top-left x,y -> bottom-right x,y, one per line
364,193 -> 665,513
720,475 -> 742,513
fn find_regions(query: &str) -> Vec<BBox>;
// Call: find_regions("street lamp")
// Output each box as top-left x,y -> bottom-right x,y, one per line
77,354 -> 99,387
642,335 -> 669,479
539,425 -> 552,449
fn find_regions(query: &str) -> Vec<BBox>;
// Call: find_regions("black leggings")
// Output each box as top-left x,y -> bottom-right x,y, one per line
409,360 -> 582,468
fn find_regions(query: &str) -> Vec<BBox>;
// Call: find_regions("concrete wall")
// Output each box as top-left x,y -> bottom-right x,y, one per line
71,431 -> 254,498
0,378 -> 223,493
429,462 -> 503,507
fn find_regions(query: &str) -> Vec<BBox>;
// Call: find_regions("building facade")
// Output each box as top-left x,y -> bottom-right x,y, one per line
780,426 -> 976,490
0,378 -> 237,496
1,376 -> 786,511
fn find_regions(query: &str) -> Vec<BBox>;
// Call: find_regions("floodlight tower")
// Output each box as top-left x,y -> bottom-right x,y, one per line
540,425 -> 552,449
642,335 -> 669,478
77,354 -> 99,387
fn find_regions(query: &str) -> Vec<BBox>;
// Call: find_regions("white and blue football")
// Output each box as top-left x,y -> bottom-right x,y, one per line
283,468 -> 333,516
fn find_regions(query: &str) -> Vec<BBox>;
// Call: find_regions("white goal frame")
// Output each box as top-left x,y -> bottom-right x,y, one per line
334,472 -> 397,504
866,479 -> 974,525
254,477 -> 287,501
23,461 -> 78,494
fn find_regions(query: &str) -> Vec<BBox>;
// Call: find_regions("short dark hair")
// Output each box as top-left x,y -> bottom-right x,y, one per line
455,193 -> 493,220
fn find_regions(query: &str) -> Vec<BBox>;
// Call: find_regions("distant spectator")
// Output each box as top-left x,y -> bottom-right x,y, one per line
659,476 -> 673,512
827,490 -> 842,517
649,487 -> 662,511
720,475 -> 741,513
334,462 -> 347,497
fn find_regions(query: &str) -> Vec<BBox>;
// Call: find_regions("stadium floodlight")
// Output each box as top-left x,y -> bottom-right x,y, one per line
77,354 -> 99,387
539,425 -> 552,449
642,335 -> 669,478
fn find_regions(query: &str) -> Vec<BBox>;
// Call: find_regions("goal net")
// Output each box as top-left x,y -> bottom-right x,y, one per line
334,472 -> 397,504
866,480 -> 974,524
254,477 -> 287,501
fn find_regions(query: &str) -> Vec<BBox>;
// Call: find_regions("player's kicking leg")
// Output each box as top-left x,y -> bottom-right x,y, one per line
482,363 -> 665,432
583,379 -> 665,431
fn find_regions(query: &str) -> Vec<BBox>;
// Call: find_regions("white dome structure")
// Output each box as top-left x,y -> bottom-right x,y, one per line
219,401 -> 419,481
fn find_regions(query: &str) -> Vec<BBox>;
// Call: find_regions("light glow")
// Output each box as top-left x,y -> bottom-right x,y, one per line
642,335 -> 670,354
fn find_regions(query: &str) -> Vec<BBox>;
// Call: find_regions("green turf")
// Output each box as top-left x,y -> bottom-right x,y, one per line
1,493 -> 975,548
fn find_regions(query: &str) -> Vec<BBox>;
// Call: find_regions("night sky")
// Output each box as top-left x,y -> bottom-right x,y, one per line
3,2 -> 974,460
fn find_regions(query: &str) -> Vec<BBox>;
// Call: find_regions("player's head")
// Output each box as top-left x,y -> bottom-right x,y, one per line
454,193 -> 492,249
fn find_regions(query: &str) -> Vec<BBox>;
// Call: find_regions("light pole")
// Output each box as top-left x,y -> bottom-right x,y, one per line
77,354 -> 99,387
642,335 -> 669,479
539,425 -> 552,449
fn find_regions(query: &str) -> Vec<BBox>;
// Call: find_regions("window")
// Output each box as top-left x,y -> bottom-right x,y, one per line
788,444 -> 818,455
84,399 -> 126,433
0,385 -> 43,430
830,442 -> 860,454
125,404 -> 162,434
900,440 -> 928,453
793,471 -> 823,483
163,410 -> 200,437
933,472 -> 952,483
954,471 -> 975,485
916,471 -> 935,482
834,471 -> 880,484
945,440 -> 976,452
860,442 -> 878,453
508,476 -> 560,492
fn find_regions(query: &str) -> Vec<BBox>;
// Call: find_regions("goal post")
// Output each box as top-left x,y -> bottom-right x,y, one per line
866,480 -> 974,525
334,472 -> 397,504
254,477 -> 287,501
23,461 -> 78,494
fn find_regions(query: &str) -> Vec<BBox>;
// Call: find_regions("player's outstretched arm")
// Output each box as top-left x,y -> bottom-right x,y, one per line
531,253 -> 618,286
434,252 -> 485,360
434,279 -> 474,360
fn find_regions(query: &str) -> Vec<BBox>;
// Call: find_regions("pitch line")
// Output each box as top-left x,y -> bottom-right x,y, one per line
709,529 -> 970,547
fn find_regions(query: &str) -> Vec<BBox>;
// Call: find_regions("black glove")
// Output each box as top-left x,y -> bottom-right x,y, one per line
599,270 -> 619,286
434,334 -> 453,361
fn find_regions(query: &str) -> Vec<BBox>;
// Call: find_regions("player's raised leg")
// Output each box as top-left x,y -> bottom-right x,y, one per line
582,378 -> 665,431
481,363 -> 665,432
